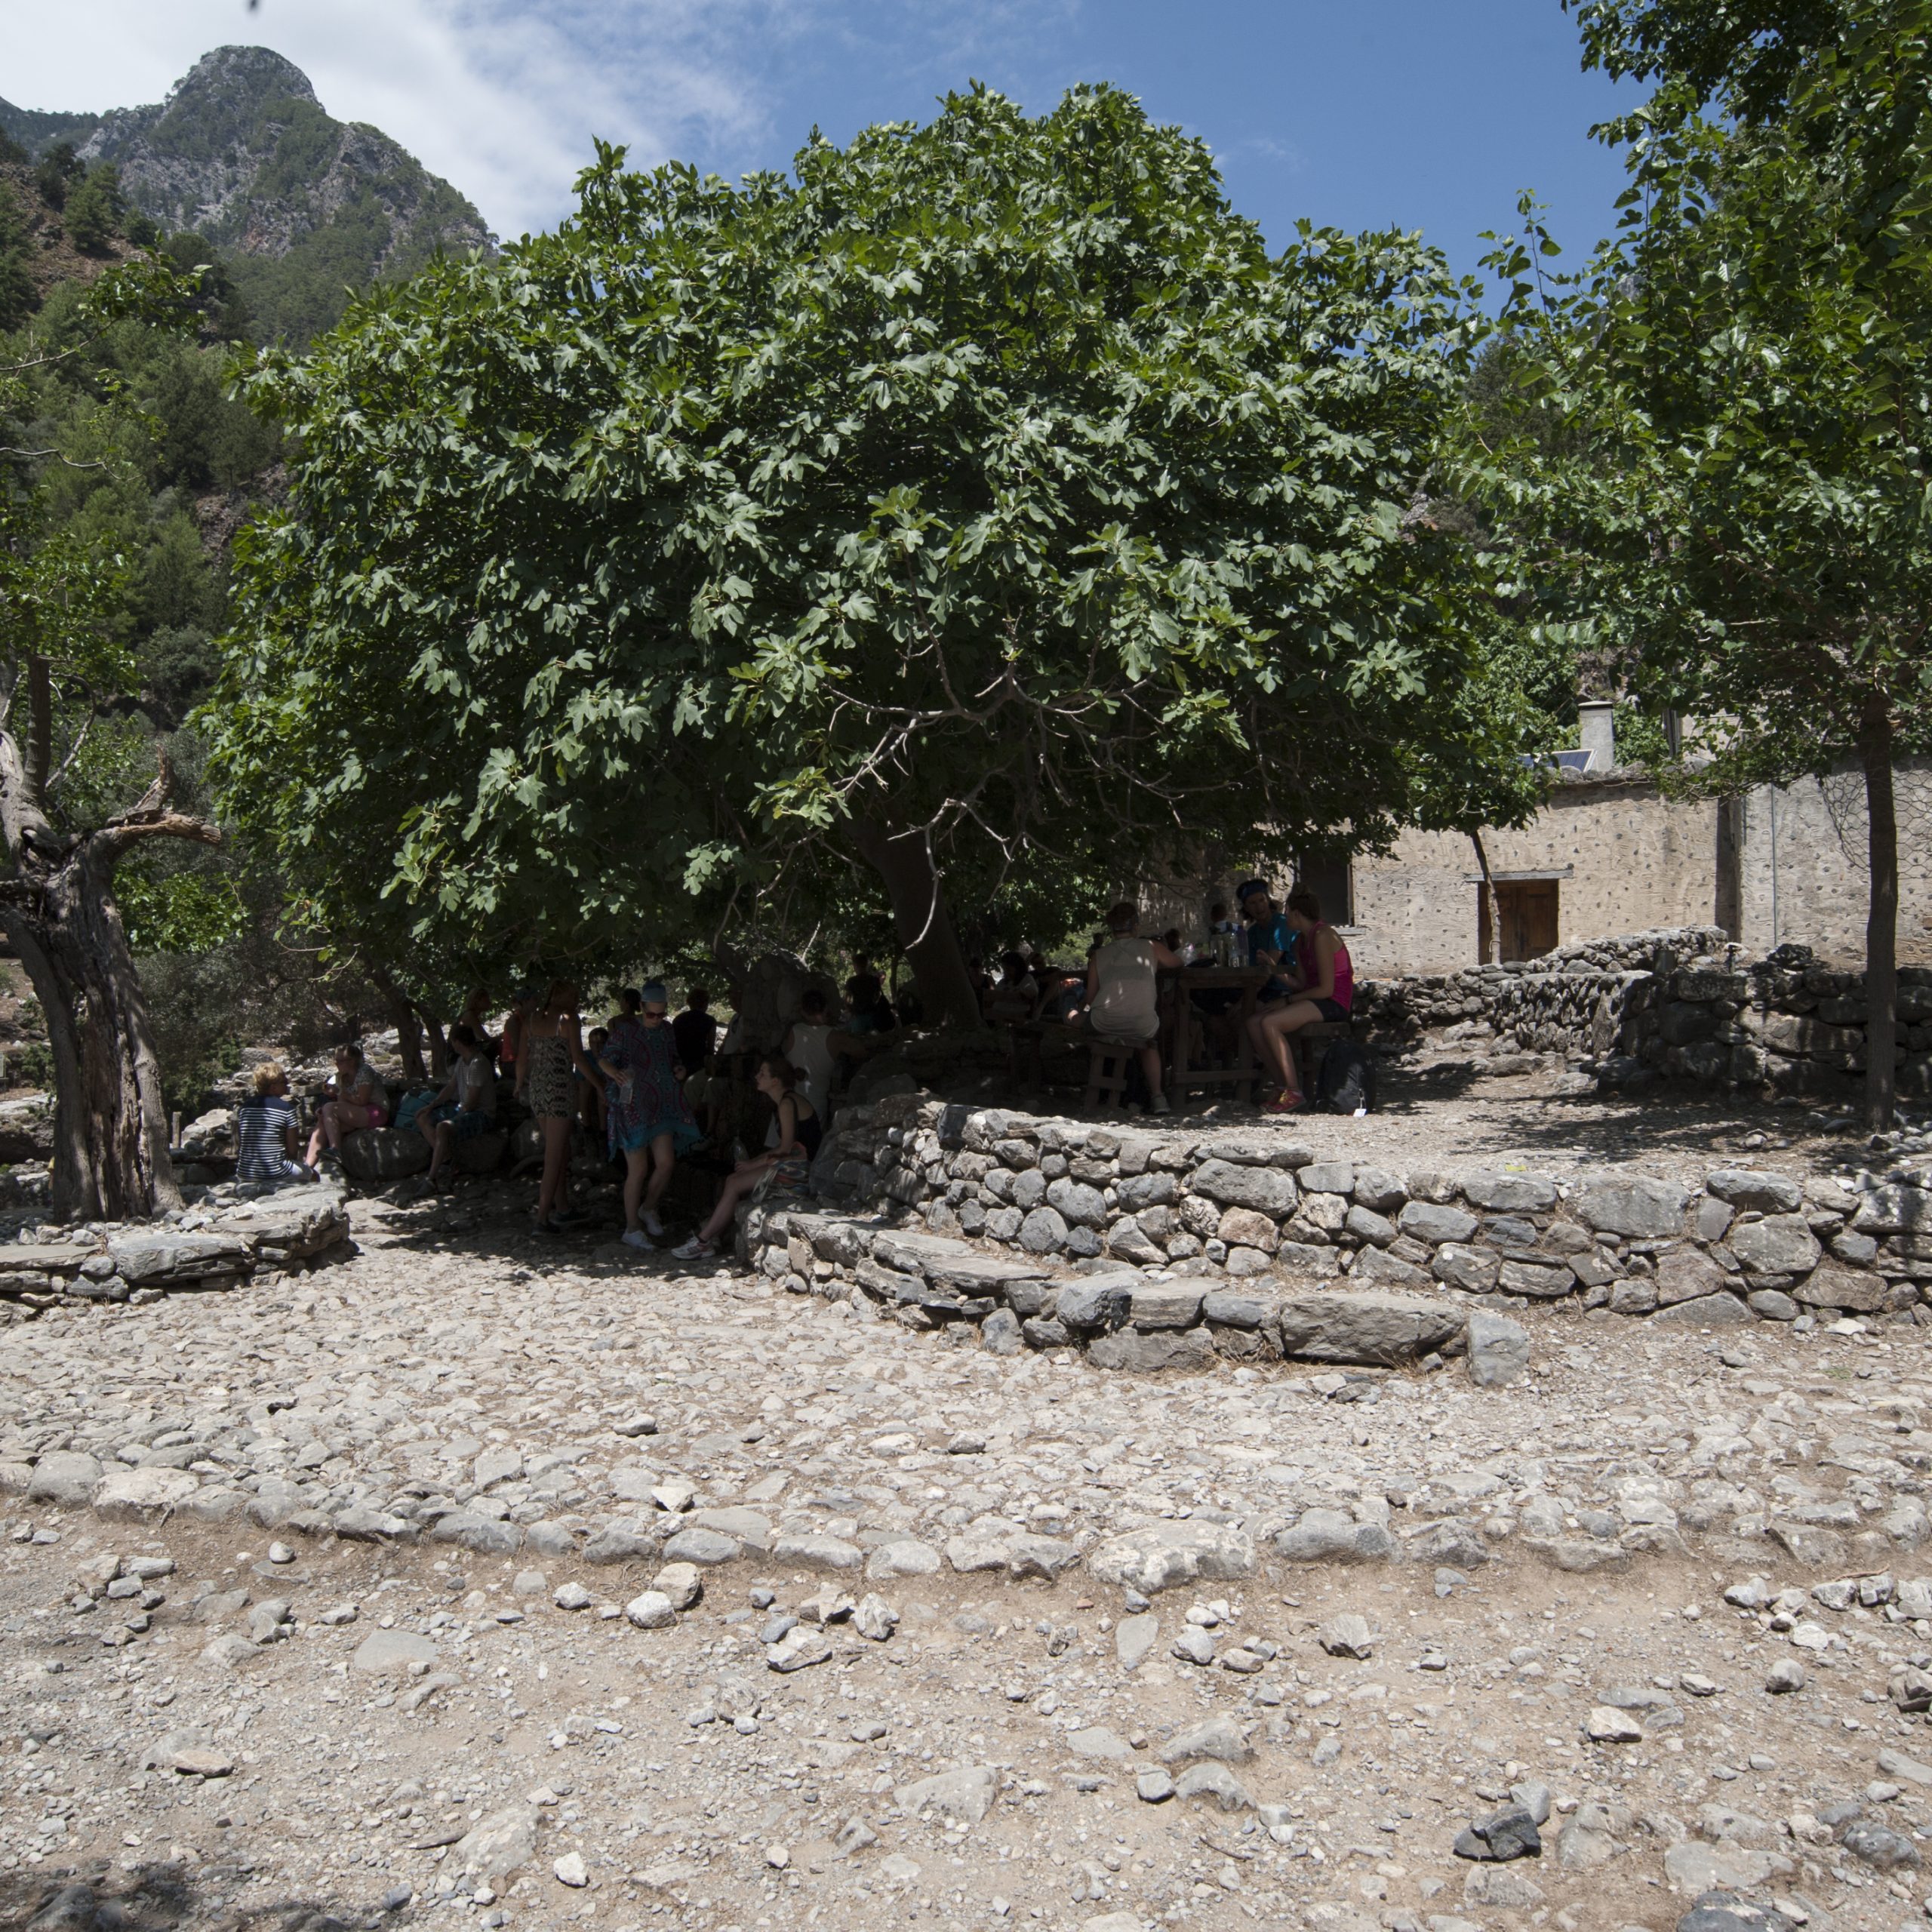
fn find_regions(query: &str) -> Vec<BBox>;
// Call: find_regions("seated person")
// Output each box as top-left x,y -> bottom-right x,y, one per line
236,1062 -> 310,1183
1037,965 -> 1088,1025
1085,903 -> 1182,1115
783,989 -> 838,1118
417,1023 -> 498,1187
836,980 -> 898,1071
454,986 -> 500,1060
984,950 -> 1038,1026
1237,878 -> 1299,1004
674,1056 -> 820,1260
306,1043 -> 389,1168
1251,885 -> 1355,1112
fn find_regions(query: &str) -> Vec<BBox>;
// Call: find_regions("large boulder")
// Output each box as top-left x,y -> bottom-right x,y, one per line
1274,1291 -> 1464,1367
339,1128 -> 430,1183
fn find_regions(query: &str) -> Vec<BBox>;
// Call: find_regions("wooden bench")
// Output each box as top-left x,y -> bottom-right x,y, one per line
1083,1042 -> 1135,1112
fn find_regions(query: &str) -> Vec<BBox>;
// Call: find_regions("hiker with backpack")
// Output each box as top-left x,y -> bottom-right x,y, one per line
1248,885 -> 1354,1115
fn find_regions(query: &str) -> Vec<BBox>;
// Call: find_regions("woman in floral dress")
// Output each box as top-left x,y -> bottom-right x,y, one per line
598,983 -> 699,1248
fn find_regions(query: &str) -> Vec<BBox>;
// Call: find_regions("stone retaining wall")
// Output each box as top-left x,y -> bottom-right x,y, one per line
752,1099 -> 1932,1365
0,1183 -> 351,1318
1355,927 -> 1932,1098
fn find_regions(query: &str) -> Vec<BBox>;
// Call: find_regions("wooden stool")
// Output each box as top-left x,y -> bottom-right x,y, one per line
1084,1043 -> 1132,1111
1291,1020 -> 1352,1100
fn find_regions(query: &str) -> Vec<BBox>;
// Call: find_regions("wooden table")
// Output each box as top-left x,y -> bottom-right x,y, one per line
1158,964 -> 1278,1107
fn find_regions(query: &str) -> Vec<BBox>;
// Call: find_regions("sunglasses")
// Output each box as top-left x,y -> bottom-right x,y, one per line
642,1006 -> 668,1018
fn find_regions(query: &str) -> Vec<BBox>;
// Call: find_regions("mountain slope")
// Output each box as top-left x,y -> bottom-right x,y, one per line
0,46 -> 494,342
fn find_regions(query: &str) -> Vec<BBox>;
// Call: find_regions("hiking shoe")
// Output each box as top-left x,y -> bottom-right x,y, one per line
671,1236 -> 715,1261
642,1209 -> 666,1238
1149,1094 -> 1172,1115
621,1228 -> 651,1251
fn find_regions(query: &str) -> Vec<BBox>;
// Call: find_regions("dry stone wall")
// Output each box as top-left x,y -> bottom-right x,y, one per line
747,1097 -> 1932,1369
1355,926 -> 1932,1098
0,1183 -> 350,1318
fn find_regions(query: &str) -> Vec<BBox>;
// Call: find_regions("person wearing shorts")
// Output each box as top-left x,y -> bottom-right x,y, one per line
1084,903 -> 1182,1115
306,1044 -> 389,1168
1251,884 -> 1355,1112
417,1023 -> 497,1189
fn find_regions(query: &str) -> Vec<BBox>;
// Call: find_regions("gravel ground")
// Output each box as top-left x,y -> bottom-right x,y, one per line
6,1130 -> 1932,1932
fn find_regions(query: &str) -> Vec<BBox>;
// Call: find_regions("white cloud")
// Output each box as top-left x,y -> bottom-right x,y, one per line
3,0 -> 793,239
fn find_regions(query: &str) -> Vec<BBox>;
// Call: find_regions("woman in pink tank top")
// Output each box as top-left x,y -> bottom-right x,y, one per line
1253,885 -> 1353,1113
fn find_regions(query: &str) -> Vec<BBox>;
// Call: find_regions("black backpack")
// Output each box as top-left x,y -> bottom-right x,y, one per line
1315,1040 -> 1377,1115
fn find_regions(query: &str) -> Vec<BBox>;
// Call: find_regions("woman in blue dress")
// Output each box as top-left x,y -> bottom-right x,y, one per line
597,983 -> 699,1249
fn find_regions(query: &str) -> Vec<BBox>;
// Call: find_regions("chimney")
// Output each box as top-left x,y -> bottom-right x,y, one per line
1577,700 -> 1616,772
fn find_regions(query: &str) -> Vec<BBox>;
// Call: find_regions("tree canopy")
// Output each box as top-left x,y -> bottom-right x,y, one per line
211,83 -> 1545,1019
1460,1 -> 1932,1124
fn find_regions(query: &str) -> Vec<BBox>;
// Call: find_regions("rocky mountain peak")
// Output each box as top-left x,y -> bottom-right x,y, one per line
0,45 -> 491,341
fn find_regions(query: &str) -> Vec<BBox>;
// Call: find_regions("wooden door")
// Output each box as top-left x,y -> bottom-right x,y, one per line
1495,880 -> 1559,961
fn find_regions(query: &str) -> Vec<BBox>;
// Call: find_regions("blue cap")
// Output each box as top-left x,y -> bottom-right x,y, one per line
641,982 -> 669,1008
1235,878 -> 1270,903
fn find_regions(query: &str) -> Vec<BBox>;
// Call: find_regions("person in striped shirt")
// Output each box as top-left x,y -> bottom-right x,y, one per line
236,1063 -> 310,1183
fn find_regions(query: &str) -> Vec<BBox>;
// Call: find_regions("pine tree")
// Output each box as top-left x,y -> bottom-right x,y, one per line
65,165 -> 125,256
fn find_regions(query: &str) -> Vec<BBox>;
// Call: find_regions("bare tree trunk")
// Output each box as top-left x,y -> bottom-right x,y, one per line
370,964 -> 426,1084
849,817 -> 983,1030
423,1010 -> 450,1079
1860,695 -> 1898,1132
1470,831 -> 1497,968
0,729 -> 218,1219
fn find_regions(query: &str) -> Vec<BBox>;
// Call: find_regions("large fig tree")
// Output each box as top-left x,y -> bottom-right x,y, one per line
211,85 -> 1542,1019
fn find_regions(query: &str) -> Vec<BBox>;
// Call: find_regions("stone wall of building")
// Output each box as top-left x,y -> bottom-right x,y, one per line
1172,756 -> 1932,981
1733,761 -> 1932,965
1350,782 -> 1722,978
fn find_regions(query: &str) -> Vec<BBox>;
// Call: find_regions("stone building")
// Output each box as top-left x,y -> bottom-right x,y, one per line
1167,706 -> 1932,975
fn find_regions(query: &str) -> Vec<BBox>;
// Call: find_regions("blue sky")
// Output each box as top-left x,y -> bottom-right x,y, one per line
11,1 -> 1638,285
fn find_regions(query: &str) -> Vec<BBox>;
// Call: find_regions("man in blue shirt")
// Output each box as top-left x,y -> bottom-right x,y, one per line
1238,878 -> 1298,1002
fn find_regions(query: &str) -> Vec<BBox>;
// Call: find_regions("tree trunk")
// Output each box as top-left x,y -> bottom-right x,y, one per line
0,730 -> 218,1220
370,964 -> 426,1084
1860,695 -> 1899,1132
423,1011 -> 450,1079
1470,831 -> 1498,968
849,817 -> 984,1030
